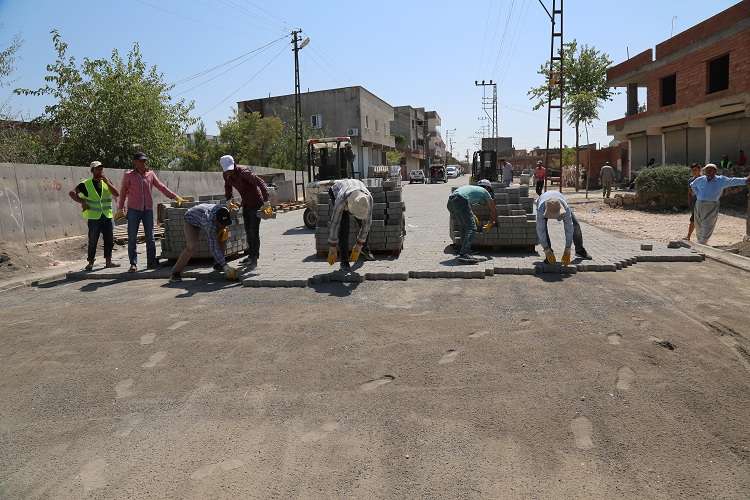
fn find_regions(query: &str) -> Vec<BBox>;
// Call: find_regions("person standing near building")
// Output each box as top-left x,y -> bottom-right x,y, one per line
447,180 -> 497,263
343,143 -> 356,178
69,161 -> 120,271
327,178 -> 373,271
501,158 -> 514,186
116,152 -> 186,273
684,163 -> 702,241
600,161 -> 615,198
719,154 -> 734,175
738,149 -> 747,173
536,190 -> 591,265
169,203 -> 239,282
221,155 -> 270,271
690,163 -> 750,244
534,161 -> 546,196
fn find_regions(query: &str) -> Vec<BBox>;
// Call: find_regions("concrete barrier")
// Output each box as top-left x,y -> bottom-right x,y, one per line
0,163 -> 298,244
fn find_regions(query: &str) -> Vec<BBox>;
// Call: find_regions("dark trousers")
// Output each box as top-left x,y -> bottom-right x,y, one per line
242,206 -> 261,259
88,215 -> 114,262
337,211 -> 369,259
544,213 -> 586,254
535,180 -> 544,196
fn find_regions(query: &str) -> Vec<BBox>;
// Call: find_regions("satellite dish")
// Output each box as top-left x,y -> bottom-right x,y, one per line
299,37 -> 310,49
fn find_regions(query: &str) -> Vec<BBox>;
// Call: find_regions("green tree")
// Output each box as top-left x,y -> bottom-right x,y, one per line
217,110 -> 284,167
528,40 -> 615,189
386,150 -> 402,165
178,121 -> 220,171
16,30 -> 196,169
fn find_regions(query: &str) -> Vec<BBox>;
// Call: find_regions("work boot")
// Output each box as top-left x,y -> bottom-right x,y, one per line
104,261 -> 121,268
340,261 -> 352,272
84,261 -> 94,272
575,249 -> 592,260
246,258 -> 258,270
169,272 -> 182,282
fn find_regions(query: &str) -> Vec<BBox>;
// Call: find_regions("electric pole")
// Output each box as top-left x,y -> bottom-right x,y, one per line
474,80 -> 498,149
291,29 -> 310,201
539,0 -> 564,192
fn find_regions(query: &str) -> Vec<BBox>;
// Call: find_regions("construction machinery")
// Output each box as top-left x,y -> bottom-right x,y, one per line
471,150 -> 499,183
302,137 -> 353,229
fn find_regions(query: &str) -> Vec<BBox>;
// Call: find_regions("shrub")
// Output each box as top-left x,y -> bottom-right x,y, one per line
635,165 -> 691,208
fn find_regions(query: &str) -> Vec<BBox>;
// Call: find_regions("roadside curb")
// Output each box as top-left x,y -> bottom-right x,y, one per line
687,241 -> 750,273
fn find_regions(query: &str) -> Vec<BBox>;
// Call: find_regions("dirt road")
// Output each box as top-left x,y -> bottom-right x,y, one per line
1,260 -> 749,498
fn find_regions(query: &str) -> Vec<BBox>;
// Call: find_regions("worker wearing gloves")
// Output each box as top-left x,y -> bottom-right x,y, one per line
221,154 -> 270,270
327,178 -> 373,272
116,152 -> 186,272
447,179 -> 497,263
170,203 -> 239,282
536,191 -> 591,265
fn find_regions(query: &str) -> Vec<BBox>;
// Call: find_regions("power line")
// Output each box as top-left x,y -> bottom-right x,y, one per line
215,0 -> 288,35
197,42 -> 287,119
491,0 -> 518,76
171,34 -> 288,87
134,0 -> 225,29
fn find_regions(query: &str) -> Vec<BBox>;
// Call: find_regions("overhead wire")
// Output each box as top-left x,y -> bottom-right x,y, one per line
215,0 -> 288,35
490,0 -> 518,76
197,42 -> 288,119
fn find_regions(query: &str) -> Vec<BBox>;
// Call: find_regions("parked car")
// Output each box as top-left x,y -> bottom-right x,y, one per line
409,169 -> 426,183
446,165 -> 459,178
429,166 -> 447,183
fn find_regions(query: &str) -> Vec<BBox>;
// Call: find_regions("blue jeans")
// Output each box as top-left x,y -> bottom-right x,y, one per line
447,194 -> 476,256
127,208 -> 156,266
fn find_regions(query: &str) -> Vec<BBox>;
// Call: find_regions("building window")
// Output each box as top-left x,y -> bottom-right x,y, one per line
660,74 -> 676,106
375,119 -> 379,131
707,54 -> 729,94
365,115 -> 369,129
310,114 -> 323,129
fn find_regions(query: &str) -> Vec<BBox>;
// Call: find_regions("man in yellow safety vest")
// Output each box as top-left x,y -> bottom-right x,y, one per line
69,161 -> 121,271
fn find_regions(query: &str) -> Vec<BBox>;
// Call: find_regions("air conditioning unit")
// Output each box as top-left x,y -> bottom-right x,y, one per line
347,128 -> 359,137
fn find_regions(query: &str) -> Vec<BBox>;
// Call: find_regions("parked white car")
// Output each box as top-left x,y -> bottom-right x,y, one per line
446,165 -> 459,178
409,169 -> 426,183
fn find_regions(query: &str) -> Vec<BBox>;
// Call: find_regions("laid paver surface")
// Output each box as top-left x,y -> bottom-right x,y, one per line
71,178 -> 702,287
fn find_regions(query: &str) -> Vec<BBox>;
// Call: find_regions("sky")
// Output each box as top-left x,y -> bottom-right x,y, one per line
0,0 -> 740,160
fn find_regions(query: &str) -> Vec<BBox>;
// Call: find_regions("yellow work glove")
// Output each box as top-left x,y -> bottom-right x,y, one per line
114,209 -> 126,221
561,248 -> 572,266
350,242 -> 363,263
482,221 -> 495,232
327,246 -> 338,266
223,264 -> 239,281
174,195 -> 187,207
544,248 -> 557,264
218,227 -> 230,242
226,200 -> 240,212
262,205 -> 274,218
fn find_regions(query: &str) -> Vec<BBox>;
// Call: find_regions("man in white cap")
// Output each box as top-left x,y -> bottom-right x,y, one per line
536,190 -> 590,265
600,161 -> 615,198
689,163 -> 749,244
327,178 -> 373,271
447,179 -> 497,263
501,158 -> 514,186
221,154 -> 270,270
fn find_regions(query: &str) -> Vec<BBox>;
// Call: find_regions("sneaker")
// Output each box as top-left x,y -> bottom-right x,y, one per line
169,272 -> 182,282
84,262 -> 94,272
104,262 -> 121,268
575,250 -> 592,260
128,264 -> 137,273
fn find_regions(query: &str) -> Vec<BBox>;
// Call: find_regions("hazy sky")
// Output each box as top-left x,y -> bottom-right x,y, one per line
0,0 -> 739,159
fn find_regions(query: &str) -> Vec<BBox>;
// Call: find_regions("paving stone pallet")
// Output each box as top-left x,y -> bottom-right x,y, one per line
313,178 -> 405,256
160,201 -> 248,260
450,185 -> 538,250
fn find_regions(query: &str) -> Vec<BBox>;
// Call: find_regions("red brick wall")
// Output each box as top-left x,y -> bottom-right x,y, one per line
655,0 -> 750,59
645,30 -> 750,114
607,49 -> 653,82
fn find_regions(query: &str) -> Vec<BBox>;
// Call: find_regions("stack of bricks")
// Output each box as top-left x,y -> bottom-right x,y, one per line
315,178 -> 406,255
450,185 -> 538,250
161,199 -> 248,260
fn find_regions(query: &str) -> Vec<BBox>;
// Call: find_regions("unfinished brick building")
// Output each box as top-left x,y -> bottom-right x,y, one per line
607,0 -> 750,174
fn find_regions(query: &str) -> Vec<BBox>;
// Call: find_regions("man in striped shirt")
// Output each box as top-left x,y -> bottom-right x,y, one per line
170,204 -> 239,282
327,178 -> 373,271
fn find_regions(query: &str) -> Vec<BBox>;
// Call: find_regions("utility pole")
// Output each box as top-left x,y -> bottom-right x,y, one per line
539,0 -> 564,192
444,128 -> 456,161
475,80 -> 498,150
291,29 -> 309,201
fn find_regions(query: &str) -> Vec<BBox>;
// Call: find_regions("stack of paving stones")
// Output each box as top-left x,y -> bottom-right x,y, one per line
314,178 -> 406,256
450,184 -> 538,251
161,199 -> 247,260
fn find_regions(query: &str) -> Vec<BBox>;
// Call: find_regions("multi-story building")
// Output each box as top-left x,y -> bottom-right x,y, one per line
238,86 -> 395,178
425,110 -> 446,161
390,106 -> 426,171
607,0 -> 750,176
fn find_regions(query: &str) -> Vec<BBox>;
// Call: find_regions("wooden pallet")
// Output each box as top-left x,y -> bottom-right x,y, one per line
273,201 -> 306,213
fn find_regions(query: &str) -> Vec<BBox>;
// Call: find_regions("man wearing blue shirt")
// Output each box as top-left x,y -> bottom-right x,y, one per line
689,163 -> 749,244
448,180 -> 497,263
536,191 -> 591,265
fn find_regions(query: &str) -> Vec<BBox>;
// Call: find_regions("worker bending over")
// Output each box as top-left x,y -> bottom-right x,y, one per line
327,178 -> 373,272
170,204 -> 239,282
447,179 -> 497,263
536,191 -> 591,265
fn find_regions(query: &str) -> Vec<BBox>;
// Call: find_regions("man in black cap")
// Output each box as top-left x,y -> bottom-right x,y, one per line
170,203 -> 239,282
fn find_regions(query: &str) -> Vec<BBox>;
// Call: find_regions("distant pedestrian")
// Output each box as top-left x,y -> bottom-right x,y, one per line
647,158 -> 656,168
69,161 -> 120,271
221,155 -> 270,270
600,161 -> 615,198
501,159 -> 514,186
536,190 -> 591,265
684,163 -> 702,241
738,149 -> 747,169
719,154 -> 734,175
116,152 -> 186,272
343,143 -> 356,178
689,163 -> 750,244
534,161 -> 546,196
